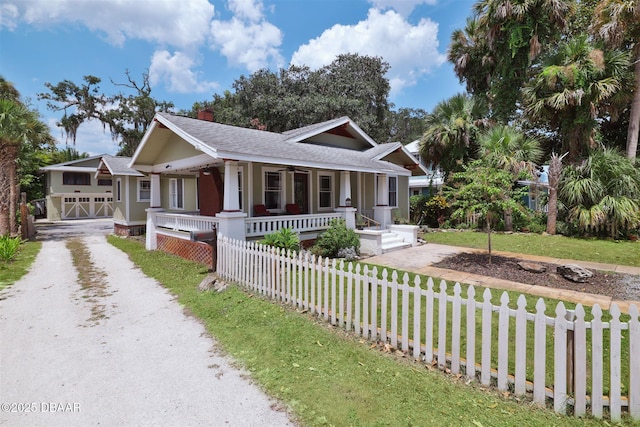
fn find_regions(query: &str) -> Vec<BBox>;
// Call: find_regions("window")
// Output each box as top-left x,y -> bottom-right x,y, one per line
98,178 -> 112,186
63,172 -> 90,185
318,174 -> 333,209
138,179 -> 151,202
263,170 -> 283,210
169,178 -> 184,210
116,179 -> 122,202
388,176 -> 398,207
237,170 -> 243,210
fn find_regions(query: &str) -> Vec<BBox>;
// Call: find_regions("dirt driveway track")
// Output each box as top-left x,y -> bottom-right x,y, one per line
0,220 -> 293,426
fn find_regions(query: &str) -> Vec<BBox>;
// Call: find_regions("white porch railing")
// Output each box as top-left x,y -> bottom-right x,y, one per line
156,212 -> 219,232
246,212 -> 343,237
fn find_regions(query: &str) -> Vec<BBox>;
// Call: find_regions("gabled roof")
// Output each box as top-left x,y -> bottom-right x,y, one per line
96,155 -> 144,177
40,154 -> 107,173
404,139 -> 420,154
131,113 -> 423,176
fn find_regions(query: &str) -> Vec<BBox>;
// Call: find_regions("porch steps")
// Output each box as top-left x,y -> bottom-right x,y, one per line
380,230 -> 412,253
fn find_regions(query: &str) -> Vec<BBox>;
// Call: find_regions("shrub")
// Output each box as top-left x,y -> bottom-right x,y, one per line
313,219 -> 360,258
424,195 -> 450,227
0,235 -> 22,263
260,228 -> 300,252
336,247 -> 358,261
409,194 -> 429,224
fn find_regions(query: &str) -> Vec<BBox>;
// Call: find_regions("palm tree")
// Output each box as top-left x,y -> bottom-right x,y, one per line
523,35 -> 632,163
419,94 -> 489,178
477,125 -> 542,230
559,148 -> 640,238
546,152 -> 567,235
590,0 -> 640,159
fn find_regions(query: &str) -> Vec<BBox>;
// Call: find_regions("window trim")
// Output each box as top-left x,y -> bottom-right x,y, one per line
116,178 -> 122,202
317,172 -> 334,211
169,178 -> 184,210
388,175 -> 398,208
137,178 -> 151,202
262,167 -> 285,212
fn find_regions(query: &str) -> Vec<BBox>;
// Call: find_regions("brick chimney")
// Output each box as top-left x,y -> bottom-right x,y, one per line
197,109 -> 214,122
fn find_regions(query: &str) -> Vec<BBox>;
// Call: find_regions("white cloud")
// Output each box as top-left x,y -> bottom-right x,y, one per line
291,8 -> 446,95
2,0 -> 214,48
369,0 -> 436,18
210,0 -> 284,71
149,50 -> 219,94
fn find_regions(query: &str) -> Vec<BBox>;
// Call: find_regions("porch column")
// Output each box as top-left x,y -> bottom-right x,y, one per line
145,208 -> 164,250
335,170 -> 356,229
222,160 -> 240,212
150,172 -> 161,208
216,159 -> 247,240
373,173 -> 392,228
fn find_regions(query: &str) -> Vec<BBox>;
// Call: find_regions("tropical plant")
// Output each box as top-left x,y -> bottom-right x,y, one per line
559,147 -> 640,238
409,194 -> 429,224
419,93 -> 489,178
260,227 -> 300,252
546,152 -> 568,234
449,0 -> 572,122
446,161 -> 527,262
477,125 -> 542,231
523,35 -> 632,162
0,235 -> 21,262
590,0 -> 640,159
313,219 -> 360,259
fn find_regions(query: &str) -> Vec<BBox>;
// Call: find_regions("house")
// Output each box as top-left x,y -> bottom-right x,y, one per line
40,155 -> 114,220
95,155 -> 151,236
404,140 -> 444,197
129,112 -> 426,259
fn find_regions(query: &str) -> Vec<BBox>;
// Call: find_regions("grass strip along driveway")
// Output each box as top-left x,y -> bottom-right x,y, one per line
108,236 -> 622,426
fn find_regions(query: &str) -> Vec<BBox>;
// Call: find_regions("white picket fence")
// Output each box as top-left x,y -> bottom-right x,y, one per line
216,236 -> 640,422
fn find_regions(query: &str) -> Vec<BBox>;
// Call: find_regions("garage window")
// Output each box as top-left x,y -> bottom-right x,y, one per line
63,172 -> 90,185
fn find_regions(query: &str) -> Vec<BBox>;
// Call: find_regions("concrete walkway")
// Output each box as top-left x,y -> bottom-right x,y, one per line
366,243 -> 640,314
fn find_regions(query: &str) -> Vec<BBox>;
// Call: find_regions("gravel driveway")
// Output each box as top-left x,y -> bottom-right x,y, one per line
0,219 -> 293,426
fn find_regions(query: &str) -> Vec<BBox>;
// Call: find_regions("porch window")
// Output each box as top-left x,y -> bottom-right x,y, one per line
98,178 -> 112,186
238,169 -> 243,210
169,178 -> 184,210
318,174 -> 333,210
263,170 -> 283,210
116,179 -> 122,202
63,172 -> 90,186
137,178 -> 151,202
388,176 -> 397,207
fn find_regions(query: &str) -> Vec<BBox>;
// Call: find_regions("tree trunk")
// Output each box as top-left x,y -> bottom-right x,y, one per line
504,208 -> 513,232
627,54 -> 640,160
546,187 -> 558,234
486,213 -> 492,264
8,145 -> 18,236
0,145 -> 11,236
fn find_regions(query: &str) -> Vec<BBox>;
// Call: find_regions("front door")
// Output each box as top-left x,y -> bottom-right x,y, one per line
293,173 -> 309,214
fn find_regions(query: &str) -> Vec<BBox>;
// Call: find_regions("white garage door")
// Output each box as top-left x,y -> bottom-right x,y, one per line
61,194 -> 113,219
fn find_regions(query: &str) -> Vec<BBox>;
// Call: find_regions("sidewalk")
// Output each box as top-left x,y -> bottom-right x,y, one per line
365,243 -> 640,314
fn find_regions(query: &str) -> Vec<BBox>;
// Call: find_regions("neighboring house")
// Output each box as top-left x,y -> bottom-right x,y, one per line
95,155 -> 150,236
519,165 -> 549,212
129,112 -> 426,259
40,155 -> 114,220
404,140 -> 444,196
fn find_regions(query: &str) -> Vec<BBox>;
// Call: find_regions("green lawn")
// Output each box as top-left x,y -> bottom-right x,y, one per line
422,231 -> 640,267
0,241 -> 41,290
109,236 -> 621,426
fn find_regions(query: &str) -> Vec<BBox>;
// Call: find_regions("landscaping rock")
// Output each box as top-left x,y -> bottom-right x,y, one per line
198,274 -> 228,292
557,264 -> 593,283
517,261 -> 547,274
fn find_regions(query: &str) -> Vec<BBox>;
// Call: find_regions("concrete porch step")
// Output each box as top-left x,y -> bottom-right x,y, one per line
381,231 -> 411,253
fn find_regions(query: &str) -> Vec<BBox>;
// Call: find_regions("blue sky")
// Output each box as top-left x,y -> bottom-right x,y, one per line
1,0 -> 475,155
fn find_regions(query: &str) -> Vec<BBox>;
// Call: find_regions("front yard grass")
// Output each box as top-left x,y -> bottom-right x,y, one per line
0,240 -> 41,290
422,231 -> 640,267
109,236 -> 617,426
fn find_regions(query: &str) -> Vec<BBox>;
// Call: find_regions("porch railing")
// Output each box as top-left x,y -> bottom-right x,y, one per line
156,212 -> 219,232
245,212 -> 343,238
